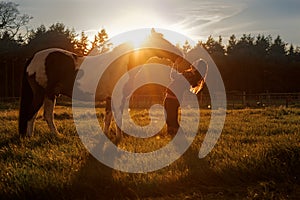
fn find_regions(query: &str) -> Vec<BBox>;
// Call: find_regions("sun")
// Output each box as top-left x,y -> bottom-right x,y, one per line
109,29 -> 149,48
129,33 -> 148,48
108,10 -> 167,42
107,8 -> 193,48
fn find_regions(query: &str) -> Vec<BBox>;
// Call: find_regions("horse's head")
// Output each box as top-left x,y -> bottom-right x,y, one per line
138,28 -> 183,63
182,59 -> 208,94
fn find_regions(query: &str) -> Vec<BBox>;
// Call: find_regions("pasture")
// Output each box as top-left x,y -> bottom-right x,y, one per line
0,102 -> 300,199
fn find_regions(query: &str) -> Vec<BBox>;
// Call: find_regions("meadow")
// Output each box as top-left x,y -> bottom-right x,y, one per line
0,102 -> 300,199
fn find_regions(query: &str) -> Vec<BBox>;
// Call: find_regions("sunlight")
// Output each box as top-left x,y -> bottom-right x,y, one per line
129,34 -> 147,48
107,8 -> 192,47
109,27 -> 195,51
109,30 -> 148,48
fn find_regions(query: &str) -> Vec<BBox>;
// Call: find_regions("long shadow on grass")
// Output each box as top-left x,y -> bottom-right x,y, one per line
66,155 -> 139,199
0,134 -> 21,148
3,134 -> 299,199
180,143 -> 300,199
64,136 -> 240,199
65,151 -> 213,199
67,145 -> 228,199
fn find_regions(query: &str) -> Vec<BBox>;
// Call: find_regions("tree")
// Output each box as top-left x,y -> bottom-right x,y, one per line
227,34 -> 237,55
89,28 -> 111,54
182,40 -> 192,54
0,1 -> 32,38
26,23 -> 77,53
203,35 -> 225,57
0,30 -> 19,53
27,24 -> 46,41
288,44 -> 295,56
74,31 -> 89,56
255,34 -> 271,58
48,23 -> 77,44
269,35 -> 286,57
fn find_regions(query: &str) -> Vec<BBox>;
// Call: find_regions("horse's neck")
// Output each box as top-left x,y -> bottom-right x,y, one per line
75,56 -> 86,70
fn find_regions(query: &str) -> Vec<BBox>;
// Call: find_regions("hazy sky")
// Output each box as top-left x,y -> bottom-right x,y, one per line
13,0 -> 300,45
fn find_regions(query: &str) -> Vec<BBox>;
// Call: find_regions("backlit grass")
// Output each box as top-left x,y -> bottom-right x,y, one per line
0,103 -> 299,199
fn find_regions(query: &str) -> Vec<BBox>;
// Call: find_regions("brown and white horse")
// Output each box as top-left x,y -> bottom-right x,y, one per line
19,29 -> 185,139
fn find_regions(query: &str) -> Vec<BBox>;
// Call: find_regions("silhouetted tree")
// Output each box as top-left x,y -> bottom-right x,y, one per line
288,45 -> 295,56
1,16 -> 300,98
27,24 -> 46,41
26,23 -> 77,54
254,34 -> 272,58
0,1 -> 32,38
269,36 -> 286,59
203,35 -> 225,57
89,29 -> 111,55
74,31 -> 89,56
182,40 -> 192,54
227,34 -> 237,55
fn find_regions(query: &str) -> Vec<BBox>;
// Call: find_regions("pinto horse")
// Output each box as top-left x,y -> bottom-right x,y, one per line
19,29 -> 184,139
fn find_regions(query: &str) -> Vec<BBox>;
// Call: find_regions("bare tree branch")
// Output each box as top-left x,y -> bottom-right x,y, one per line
0,1 -> 32,38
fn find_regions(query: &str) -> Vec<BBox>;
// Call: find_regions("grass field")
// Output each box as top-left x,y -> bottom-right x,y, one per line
0,102 -> 300,199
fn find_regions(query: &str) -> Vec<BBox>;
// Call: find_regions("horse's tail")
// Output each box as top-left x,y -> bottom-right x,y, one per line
19,58 -> 33,137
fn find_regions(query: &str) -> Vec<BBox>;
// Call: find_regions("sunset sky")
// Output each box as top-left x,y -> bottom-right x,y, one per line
13,0 -> 300,46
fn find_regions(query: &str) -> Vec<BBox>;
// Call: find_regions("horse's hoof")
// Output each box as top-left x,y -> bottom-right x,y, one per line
26,133 -> 33,137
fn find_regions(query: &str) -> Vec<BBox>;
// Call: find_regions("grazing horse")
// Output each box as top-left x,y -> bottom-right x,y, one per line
19,29 -> 184,138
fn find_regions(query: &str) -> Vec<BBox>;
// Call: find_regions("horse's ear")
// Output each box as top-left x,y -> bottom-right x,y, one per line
151,28 -> 156,34
150,28 -> 163,38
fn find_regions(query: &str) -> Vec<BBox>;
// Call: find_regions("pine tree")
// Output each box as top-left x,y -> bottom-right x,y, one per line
89,29 -> 111,54
226,34 -> 236,55
182,40 -> 191,54
74,31 -> 89,56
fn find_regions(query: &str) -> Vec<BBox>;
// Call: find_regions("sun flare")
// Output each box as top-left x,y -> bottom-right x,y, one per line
107,8 -> 192,47
129,34 -> 147,48
109,30 -> 148,48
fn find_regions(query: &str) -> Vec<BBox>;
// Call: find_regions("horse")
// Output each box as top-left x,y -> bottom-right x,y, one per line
128,55 -> 207,134
18,29 -> 184,140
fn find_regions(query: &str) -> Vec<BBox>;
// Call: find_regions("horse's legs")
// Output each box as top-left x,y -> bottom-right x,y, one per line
26,113 -> 38,137
163,97 -> 180,136
115,96 -> 126,143
115,110 -> 123,143
25,96 -> 44,137
104,97 -> 112,134
44,96 -> 60,136
25,81 -> 44,137
104,111 -> 112,134
104,97 -> 123,143
115,118 -> 123,143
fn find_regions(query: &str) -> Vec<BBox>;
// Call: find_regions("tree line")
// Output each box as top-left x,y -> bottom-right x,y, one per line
0,1 -> 299,98
198,35 -> 300,93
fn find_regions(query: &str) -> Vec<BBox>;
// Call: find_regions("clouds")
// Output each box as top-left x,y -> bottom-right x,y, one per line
170,0 -> 246,39
182,0 -> 300,44
13,0 -> 300,45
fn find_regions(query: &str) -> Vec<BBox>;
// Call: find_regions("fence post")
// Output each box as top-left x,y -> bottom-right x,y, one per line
242,91 -> 246,107
285,95 -> 291,108
266,91 -> 270,105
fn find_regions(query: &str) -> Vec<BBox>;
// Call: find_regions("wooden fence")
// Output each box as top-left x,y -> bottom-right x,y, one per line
1,92 -> 300,109
227,92 -> 300,108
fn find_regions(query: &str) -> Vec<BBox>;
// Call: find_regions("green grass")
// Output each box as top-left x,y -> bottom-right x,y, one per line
0,103 -> 300,199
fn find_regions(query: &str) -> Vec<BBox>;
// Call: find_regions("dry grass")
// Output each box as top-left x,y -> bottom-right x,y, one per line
0,102 -> 300,199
